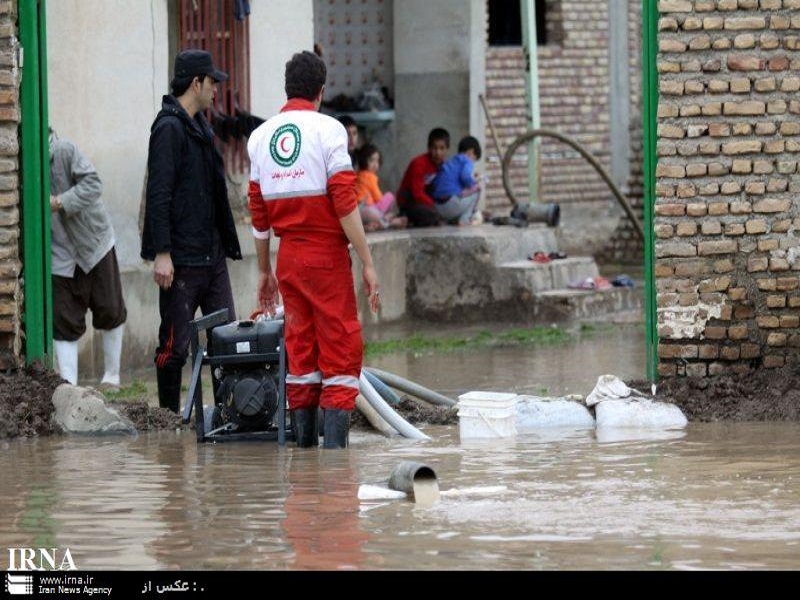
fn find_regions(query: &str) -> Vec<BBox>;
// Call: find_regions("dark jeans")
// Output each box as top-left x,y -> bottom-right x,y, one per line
154,254 -> 236,372
399,203 -> 442,228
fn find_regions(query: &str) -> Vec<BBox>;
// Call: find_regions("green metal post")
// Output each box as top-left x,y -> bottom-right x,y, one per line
19,0 -> 51,366
642,0 -> 659,381
521,0 -> 541,203
39,1 -> 52,362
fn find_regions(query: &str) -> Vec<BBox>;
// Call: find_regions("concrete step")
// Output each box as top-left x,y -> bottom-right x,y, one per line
532,286 -> 644,323
495,257 -> 599,295
484,224 -> 560,263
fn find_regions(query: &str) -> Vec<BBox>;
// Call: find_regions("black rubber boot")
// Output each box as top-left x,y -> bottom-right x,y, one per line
322,409 -> 350,449
292,408 -> 319,448
156,367 -> 182,413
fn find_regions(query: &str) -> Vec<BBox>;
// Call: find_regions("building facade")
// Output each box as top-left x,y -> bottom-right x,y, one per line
655,0 -> 800,376
483,0 -> 646,261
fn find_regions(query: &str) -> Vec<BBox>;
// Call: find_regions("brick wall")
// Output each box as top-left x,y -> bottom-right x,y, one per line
484,0 -> 644,263
0,0 -> 19,369
655,0 -> 800,376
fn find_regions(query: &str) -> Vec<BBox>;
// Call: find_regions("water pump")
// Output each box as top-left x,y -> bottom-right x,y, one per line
181,309 -> 295,444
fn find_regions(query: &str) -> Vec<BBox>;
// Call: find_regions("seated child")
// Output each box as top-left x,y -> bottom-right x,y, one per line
355,143 -> 408,231
429,135 -> 483,226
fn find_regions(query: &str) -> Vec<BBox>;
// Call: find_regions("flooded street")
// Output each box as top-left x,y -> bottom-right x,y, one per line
2,325 -> 799,570
364,322 -> 648,399
2,424 -> 799,570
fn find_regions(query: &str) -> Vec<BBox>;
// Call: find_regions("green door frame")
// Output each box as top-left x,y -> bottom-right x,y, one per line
19,0 -> 52,366
642,0 -> 659,381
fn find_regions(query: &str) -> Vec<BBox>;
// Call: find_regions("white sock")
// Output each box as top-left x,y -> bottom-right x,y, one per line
54,340 -> 79,385
100,324 -> 124,386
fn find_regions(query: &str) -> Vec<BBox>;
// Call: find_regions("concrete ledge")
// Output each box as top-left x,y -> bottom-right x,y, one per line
534,287 -> 644,322
496,257 -> 599,295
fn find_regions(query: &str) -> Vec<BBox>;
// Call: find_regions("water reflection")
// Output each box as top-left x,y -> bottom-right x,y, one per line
283,452 -> 368,570
595,428 -> 687,444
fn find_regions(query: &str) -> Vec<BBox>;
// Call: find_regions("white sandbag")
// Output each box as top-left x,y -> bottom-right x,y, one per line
595,398 -> 688,430
358,484 -> 407,500
515,396 -> 596,431
585,374 -> 647,407
440,486 -> 508,498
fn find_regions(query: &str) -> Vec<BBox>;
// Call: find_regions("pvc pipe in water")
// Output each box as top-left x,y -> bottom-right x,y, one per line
355,393 -> 396,437
365,367 -> 457,408
388,461 -> 440,504
363,369 -> 401,405
359,372 -> 430,441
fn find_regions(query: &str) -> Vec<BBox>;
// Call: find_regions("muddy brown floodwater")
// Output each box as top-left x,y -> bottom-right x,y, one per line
0,423 -> 798,570
2,324 -> 799,569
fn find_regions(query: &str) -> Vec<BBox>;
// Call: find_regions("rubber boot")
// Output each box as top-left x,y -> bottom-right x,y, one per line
156,367 -> 182,413
322,409 -> 350,449
54,340 -> 79,385
100,324 -> 124,387
292,407 -> 319,448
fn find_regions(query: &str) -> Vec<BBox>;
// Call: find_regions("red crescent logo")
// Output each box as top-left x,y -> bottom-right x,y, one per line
280,136 -> 291,153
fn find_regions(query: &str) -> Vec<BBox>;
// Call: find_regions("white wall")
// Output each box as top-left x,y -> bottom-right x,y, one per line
468,0 -> 487,158
249,0 -> 314,119
392,0 -> 486,192
47,0 -> 170,268
47,0 -> 315,269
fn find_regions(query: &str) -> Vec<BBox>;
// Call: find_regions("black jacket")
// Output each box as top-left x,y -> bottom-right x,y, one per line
141,95 -> 242,265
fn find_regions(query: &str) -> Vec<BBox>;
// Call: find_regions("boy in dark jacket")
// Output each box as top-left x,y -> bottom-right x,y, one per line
141,49 -> 242,412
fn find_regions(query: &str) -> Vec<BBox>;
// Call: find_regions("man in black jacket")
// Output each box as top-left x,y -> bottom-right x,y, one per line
142,49 -> 242,412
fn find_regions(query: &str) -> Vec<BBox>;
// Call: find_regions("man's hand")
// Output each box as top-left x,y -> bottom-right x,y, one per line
363,264 -> 380,314
50,196 -> 61,213
154,252 -> 174,290
258,270 -> 280,317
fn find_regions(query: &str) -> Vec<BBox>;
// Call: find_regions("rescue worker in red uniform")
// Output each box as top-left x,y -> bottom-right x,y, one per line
247,51 -> 380,449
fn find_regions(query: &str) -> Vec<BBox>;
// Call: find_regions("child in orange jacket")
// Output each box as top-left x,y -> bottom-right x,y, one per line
355,144 -> 407,231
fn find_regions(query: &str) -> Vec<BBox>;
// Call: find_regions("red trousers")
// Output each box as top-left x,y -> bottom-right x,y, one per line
277,239 -> 363,411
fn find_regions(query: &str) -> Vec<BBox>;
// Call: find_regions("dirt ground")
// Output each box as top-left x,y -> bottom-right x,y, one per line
630,366 -> 800,422
351,397 -> 458,431
0,362 -> 65,438
107,401 -> 184,432
3,363 -> 799,439
0,364 -> 182,438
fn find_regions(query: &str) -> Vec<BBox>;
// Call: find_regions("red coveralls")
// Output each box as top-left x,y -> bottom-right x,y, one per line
247,98 -> 362,411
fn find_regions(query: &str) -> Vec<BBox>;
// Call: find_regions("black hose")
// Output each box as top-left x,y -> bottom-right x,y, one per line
501,128 -> 645,241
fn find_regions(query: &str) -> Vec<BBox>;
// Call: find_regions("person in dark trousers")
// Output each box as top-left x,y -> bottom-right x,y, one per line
396,127 -> 450,227
141,49 -> 242,412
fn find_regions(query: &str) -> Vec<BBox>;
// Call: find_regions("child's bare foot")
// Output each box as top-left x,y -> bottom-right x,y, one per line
388,216 -> 408,229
